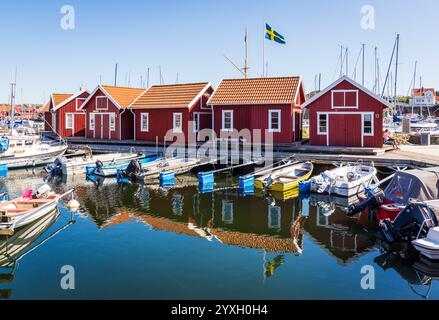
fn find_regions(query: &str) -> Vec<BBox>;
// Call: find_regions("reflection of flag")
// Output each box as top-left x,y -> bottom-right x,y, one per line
265,24 -> 286,44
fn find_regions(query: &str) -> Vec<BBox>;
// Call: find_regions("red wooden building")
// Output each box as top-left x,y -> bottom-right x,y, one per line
41,93 -> 74,133
51,90 -> 90,137
302,76 -> 392,148
207,77 -> 305,143
80,85 -> 145,140
129,82 -> 213,143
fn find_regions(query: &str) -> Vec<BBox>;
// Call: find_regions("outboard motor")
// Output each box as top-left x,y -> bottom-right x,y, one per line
117,159 -> 142,182
347,185 -> 385,217
35,184 -> 52,199
379,203 -> 438,245
49,156 -> 68,177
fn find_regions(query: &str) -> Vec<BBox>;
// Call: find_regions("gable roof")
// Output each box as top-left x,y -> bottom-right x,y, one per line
39,100 -> 51,112
52,90 -> 89,112
80,85 -> 145,110
207,76 -> 302,106
412,88 -> 436,97
129,82 -> 212,109
301,76 -> 394,109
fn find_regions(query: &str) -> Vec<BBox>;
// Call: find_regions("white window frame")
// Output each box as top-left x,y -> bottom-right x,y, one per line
76,98 -> 87,111
109,113 -> 116,132
362,113 -> 374,136
173,112 -> 183,133
268,205 -> 281,229
193,112 -> 200,133
331,90 -> 359,109
96,96 -> 108,111
268,110 -> 281,133
89,113 -> 95,130
140,113 -> 149,132
221,110 -> 233,132
317,113 -> 328,135
65,113 -> 74,130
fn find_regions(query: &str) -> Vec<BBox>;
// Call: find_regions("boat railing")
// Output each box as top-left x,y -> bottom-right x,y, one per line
416,218 -> 434,240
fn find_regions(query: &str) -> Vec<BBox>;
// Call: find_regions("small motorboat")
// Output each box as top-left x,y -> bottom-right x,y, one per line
117,157 -> 202,183
267,162 -> 313,192
50,152 -> 142,176
254,160 -> 303,189
309,164 -> 377,197
348,167 -> 439,221
91,154 -> 161,177
412,228 -> 439,261
378,202 -> 439,255
0,185 -> 74,236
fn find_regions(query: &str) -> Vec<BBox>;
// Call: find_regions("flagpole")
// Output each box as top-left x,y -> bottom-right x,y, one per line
262,21 -> 265,77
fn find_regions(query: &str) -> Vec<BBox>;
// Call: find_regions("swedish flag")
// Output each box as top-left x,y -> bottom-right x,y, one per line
265,24 -> 286,44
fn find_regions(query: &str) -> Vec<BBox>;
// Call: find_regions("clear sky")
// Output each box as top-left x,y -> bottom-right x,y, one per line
0,0 -> 438,104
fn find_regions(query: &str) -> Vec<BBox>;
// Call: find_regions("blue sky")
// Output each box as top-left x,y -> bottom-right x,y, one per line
0,0 -> 438,103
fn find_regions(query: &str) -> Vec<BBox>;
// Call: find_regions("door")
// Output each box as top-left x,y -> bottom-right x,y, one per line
95,114 -> 102,139
329,114 -> 362,147
102,114 -> 110,139
74,114 -> 85,137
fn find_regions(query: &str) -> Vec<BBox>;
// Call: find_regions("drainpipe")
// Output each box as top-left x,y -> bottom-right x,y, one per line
129,108 -> 136,141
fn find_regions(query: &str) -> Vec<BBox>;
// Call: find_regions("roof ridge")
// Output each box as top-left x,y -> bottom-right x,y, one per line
150,82 -> 209,88
101,85 -> 144,90
221,76 -> 300,81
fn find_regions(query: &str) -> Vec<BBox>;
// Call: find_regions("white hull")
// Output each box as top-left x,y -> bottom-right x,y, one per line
310,165 -> 377,197
0,145 -> 68,169
62,153 -> 139,175
136,158 -> 201,181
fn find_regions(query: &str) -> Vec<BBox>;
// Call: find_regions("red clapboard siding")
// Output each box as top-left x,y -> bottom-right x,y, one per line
306,78 -> 385,148
55,91 -> 89,138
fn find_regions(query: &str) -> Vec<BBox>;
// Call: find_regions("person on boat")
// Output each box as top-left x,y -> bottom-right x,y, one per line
383,129 -> 400,150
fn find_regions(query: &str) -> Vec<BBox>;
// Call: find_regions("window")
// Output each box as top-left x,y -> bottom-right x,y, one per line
89,113 -> 95,130
140,113 -> 149,132
317,113 -> 327,135
110,114 -> 116,131
96,96 -> 108,110
76,98 -> 86,110
65,114 -> 73,129
173,113 -> 182,133
193,113 -> 200,132
222,110 -> 233,131
331,90 -> 358,108
268,110 -> 281,132
268,206 -> 281,229
222,200 -> 234,224
363,113 -> 373,136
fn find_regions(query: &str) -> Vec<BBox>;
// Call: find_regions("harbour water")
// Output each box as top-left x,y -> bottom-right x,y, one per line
0,168 -> 438,300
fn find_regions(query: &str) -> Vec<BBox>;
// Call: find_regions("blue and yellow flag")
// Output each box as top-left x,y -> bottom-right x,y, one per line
265,24 -> 286,44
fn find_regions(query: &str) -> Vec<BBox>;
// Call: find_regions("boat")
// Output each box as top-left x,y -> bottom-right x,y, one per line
254,160 -> 300,189
0,185 -> 74,236
268,162 -> 313,192
0,135 -> 67,170
91,154 -> 161,177
412,227 -> 439,260
118,157 -> 202,183
53,152 -> 142,176
309,164 -> 377,197
348,168 -> 439,221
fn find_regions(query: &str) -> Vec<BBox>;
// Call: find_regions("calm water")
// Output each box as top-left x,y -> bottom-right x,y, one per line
0,167 -> 438,300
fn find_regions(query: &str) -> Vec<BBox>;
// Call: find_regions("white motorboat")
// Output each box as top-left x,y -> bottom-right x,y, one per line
0,185 -> 73,236
310,164 -> 377,197
136,158 -> 202,181
412,227 -> 439,260
58,152 -> 142,175
0,135 -> 67,170
92,155 -> 161,177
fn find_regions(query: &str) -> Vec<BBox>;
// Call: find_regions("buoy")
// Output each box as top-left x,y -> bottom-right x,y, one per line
67,199 -> 80,212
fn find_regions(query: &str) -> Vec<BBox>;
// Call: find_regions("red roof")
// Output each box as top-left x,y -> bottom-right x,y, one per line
412,88 -> 436,97
208,77 -> 302,105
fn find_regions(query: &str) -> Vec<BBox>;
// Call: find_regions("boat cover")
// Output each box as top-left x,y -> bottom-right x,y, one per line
385,167 -> 439,204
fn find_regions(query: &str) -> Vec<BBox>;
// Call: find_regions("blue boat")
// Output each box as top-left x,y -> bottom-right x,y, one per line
87,154 -> 161,177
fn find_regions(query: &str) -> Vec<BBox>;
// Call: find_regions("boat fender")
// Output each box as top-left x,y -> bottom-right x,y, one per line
67,199 -> 80,212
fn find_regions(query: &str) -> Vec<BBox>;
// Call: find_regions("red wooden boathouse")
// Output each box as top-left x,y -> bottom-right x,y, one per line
41,92 -> 89,136
207,77 -> 305,144
129,82 -> 213,143
302,76 -> 392,148
80,85 -> 145,140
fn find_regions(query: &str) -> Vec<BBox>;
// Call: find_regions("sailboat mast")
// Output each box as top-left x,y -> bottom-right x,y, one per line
244,29 -> 248,79
362,43 -> 365,86
394,34 -> 400,101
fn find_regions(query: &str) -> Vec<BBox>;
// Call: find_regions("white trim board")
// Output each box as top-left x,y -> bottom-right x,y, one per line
302,75 -> 394,109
